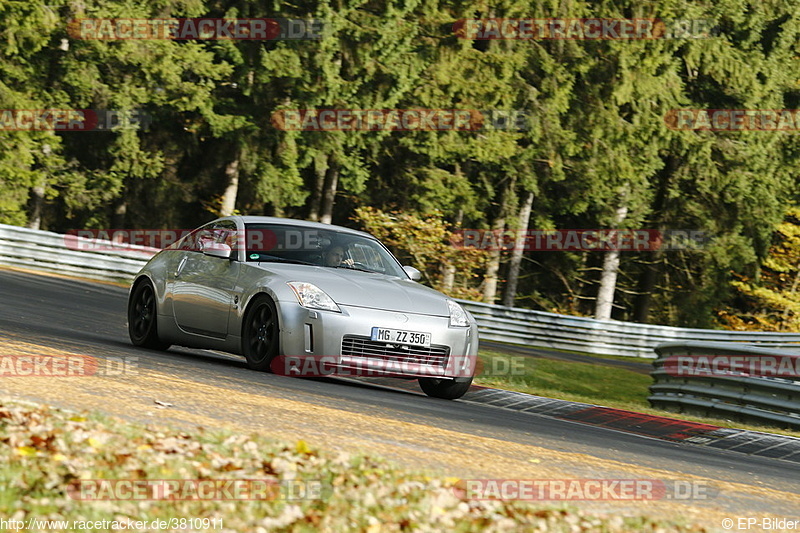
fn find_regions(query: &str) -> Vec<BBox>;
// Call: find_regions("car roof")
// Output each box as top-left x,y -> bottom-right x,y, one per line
217,215 -> 377,240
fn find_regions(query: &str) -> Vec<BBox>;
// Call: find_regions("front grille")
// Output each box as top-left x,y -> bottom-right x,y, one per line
341,335 -> 449,367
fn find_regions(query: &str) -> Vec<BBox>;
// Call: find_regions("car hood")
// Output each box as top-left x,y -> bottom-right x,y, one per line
253,263 -> 451,316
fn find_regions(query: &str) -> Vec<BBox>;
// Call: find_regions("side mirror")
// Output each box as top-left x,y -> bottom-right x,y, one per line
403,266 -> 421,281
202,242 -> 232,260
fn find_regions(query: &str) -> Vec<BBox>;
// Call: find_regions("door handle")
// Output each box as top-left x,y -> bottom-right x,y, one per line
175,256 -> 188,277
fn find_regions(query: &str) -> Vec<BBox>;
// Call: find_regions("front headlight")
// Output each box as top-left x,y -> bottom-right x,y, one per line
447,300 -> 469,327
287,282 -> 341,312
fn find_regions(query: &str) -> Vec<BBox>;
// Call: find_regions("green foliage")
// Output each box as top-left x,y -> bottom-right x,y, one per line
3,0 -> 800,327
718,208 -> 800,331
353,206 -> 489,300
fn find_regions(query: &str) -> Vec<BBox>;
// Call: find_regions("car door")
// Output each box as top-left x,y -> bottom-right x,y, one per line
172,220 -> 241,338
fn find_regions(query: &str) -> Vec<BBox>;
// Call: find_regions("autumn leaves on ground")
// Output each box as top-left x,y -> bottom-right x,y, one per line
0,399 -> 711,532
0,332 -> 715,532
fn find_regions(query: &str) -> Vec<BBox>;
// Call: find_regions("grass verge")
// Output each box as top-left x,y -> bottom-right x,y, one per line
474,350 -> 800,438
0,398 -> 710,532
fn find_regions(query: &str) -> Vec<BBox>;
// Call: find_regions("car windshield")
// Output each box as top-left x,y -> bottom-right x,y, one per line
243,223 -> 407,278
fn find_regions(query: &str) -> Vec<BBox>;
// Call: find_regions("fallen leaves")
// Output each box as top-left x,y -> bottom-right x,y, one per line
15,446 -> 38,457
0,398 -> 710,532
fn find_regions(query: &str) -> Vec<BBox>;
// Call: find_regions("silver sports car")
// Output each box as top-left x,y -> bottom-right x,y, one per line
127,216 -> 479,399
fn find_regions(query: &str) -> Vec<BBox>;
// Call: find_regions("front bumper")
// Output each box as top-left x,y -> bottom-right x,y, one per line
274,301 -> 478,379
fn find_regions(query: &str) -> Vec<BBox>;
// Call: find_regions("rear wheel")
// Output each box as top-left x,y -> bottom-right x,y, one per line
418,376 -> 473,399
242,296 -> 279,371
128,280 -> 170,350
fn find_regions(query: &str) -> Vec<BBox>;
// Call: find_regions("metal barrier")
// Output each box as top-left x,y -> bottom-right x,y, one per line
456,299 -> 800,358
649,342 -> 800,429
4,223 -> 800,359
0,224 -> 157,282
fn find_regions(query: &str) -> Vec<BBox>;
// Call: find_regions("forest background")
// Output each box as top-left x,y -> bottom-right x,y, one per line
3,0 -> 800,331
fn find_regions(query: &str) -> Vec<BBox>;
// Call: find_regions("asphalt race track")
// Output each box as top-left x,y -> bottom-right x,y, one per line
1,268 -> 799,527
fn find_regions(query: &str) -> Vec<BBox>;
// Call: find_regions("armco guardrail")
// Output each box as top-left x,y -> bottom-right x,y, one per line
455,299 -> 800,358
0,224 -> 157,282
649,342 -> 800,429
4,223 -> 800,358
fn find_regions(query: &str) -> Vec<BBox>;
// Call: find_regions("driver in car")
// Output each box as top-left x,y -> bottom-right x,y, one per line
323,245 -> 354,267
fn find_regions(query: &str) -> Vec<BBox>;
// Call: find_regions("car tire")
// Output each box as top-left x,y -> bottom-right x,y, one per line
242,295 -> 280,371
418,376 -> 473,400
128,280 -> 170,350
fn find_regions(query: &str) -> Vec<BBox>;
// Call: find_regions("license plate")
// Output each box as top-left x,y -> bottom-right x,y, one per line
371,327 -> 431,347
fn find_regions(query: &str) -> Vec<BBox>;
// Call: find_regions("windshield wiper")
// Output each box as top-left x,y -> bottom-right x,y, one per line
332,264 -> 374,273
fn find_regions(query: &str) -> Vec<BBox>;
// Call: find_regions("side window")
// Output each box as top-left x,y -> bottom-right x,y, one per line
205,221 -> 239,261
177,225 -> 212,252
176,221 -> 238,259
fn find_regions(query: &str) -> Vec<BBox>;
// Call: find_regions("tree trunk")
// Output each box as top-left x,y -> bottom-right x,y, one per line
308,153 -> 327,222
482,179 -> 514,304
441,262 -> 456,292
633,257 -> 660,323
633,157 -> 676,323
594,203 -> 628,320
26,185 -> 45,230
440,209 -> 463,293
220,157 -> 240,217
111,200 -> 127,228
27,144 -> 50,230
319,158 -> 339,224
502,190 -> 534,307
482,233 -> 503,303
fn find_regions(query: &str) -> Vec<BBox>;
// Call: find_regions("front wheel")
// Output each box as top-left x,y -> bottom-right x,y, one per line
242,296 -> 280,371
128,280 -> 170,350
418,377 -> 473,400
